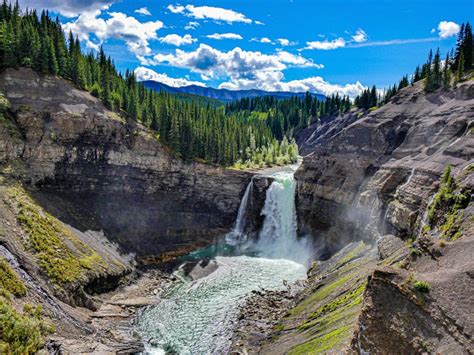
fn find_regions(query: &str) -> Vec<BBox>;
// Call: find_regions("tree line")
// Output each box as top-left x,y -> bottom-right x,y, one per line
354,22 -> 473,109
0,1 -> 299,167
226,92 -> 351,138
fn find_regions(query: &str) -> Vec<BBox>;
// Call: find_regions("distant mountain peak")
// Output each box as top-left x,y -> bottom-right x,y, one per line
141,80 -> 326,103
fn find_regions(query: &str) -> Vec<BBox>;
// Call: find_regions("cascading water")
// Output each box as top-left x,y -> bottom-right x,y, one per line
225,180 -> 252,245
253,170 -> 312,263
136,163 -> 310,354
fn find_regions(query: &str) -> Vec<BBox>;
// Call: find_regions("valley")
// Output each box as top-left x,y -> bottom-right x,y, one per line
0,3 -> 473,354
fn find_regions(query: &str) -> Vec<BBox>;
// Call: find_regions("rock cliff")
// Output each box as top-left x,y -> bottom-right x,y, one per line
0,68 -> 251,260
261,79 -> 474,353
0,68 -> 251,351
296,79 -> 473,254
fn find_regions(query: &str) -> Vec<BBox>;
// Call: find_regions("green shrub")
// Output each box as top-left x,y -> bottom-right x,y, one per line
89,83 -> 102,98
427,165 -> 455,225
410,247 -> 422,257
0,259 -> 27,297
10,186 -> 106,285
0,92 -> 10,112
0,300 -> 44,353
413,280 -> 430,293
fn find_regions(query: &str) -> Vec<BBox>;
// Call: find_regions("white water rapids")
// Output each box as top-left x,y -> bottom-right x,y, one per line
136,164 -> 310,354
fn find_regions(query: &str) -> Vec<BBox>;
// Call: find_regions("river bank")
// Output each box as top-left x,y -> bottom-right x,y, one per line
48,270 -> 173,353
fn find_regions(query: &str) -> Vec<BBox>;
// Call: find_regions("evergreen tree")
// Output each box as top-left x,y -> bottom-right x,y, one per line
424,49 -> 434,91
456,51 -> 465,82
443,52 -> 451,88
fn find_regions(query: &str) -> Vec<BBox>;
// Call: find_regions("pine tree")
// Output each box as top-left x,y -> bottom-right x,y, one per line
424,49 -> 433,91
463,22 -> 473,70
456,51 -> 465,82
443,52 -> 451,88
432,48 -> 442,90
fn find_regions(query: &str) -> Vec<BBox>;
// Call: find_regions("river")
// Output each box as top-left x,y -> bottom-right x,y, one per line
135,164 -> 310,354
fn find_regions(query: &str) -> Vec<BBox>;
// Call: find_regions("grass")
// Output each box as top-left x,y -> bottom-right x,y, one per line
288,324 -> 353,354
335,241 -> 366,267
0,258 -> 27,297
8,186 -> 106,285
289,274 -> 352,317
297,281 -> 366,332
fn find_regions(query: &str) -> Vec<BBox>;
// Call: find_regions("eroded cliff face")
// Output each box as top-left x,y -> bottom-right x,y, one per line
296,79 -> 474,254
0,68 -> 250,261
0,68 -> 251,351
261,79 -> 474,353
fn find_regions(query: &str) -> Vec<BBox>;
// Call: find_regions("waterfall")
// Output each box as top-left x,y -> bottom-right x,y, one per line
225,180 -> 252,245
136,163 -> 309,354
254,170 -> 312,264
226,162 -> 311,264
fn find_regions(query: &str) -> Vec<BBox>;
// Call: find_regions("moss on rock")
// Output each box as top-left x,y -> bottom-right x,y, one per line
8,186 -> 106,285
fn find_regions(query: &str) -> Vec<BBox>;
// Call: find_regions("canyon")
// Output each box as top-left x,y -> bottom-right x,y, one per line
0,67 -> 473,353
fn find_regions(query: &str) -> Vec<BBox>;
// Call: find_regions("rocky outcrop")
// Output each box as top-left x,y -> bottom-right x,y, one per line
281,79 -> 474,353
258,241 -> 378,354
296,79 -> 474,254
0,68 -> 251,351
353,166 -> 474,353
0,68 -> 251,260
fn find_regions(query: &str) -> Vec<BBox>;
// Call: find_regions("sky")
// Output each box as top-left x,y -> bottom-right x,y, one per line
21,0 -> 474,97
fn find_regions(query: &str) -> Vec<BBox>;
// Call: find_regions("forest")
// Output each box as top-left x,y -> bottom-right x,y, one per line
0,2 -> 472,167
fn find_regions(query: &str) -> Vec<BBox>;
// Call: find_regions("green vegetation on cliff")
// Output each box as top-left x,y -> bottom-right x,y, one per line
0,258 -> 26,297
0,255 -> 52,353
7,186 -> 106,284
264,242 -> 375,354
426,165 -> 472,240
0,296 -> 55,354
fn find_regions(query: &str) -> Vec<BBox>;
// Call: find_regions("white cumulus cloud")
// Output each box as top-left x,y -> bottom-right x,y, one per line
437,21 -> 460,38
251,37 -> 274,44
304,37 -> 346,50
219,74 -> 364,98
159,34 -> 196,46
63,10 -> 163,56
21,0 -> 112,17
167,4 -> 252,24
276,38 -> 296,46
134,67 -> 206,87
352,29 -> 367,43
143,44 -> 321,84
206,33 -> 243,40
135,7 -> 151,16
184,21 -> 200,30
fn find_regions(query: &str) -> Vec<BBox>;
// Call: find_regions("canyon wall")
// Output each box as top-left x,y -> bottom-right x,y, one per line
296,79 -> 473,254
0,68 -> 254,351
263,79 -> 474,353
0,68 -> 251,260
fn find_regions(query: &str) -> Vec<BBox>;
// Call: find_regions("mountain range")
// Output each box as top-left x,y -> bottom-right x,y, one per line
141,80 -> 326,103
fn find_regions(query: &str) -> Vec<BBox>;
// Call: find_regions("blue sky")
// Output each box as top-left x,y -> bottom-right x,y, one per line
23,0 -> 474,97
